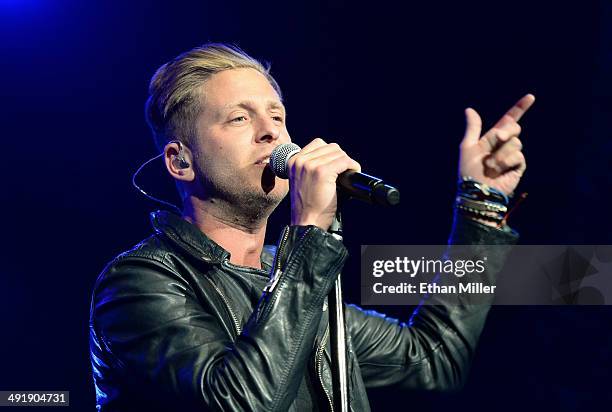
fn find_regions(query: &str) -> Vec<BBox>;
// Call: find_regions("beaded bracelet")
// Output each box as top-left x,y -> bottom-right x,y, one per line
455,204 -> 504,223
455,196 -> 508,213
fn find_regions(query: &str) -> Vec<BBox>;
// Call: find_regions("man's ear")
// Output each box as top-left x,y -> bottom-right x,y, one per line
164,141 -> 195,182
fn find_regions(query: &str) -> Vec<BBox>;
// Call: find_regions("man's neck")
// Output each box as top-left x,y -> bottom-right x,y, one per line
182,197 -> 268,269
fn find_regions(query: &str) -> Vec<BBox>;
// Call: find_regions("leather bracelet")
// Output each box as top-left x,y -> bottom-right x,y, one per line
457,176 -> 510,206
455,177 -> 512,225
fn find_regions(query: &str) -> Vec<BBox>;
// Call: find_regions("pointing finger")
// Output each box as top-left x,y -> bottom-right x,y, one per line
495,93 -> 536,127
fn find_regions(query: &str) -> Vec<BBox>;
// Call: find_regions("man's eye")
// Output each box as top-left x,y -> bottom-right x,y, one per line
230,116 -> 248,123
272,115 -> 284,122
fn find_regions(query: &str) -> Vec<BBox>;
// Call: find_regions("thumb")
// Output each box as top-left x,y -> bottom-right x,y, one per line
461,107 -> 482,146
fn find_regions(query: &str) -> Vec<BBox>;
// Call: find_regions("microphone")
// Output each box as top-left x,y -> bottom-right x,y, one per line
270,143 -> 400,206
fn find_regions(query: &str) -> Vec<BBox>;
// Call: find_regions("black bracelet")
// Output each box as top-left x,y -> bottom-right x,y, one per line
457,176 -> 510,206
454,176 -> 512,225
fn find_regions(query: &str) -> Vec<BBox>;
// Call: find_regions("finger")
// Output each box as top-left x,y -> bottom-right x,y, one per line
323,155 -> 362,176
300,137 -> 328,155
494,93 -> 536,127
288,139 -> 328,171
480,125 -> 520,152
290,143 -> 360,176
296,142 -> 344,160
461,108 -> 482,147
294,146 -> 361,182
489,150 -> 526,175
291,143 -> 345,171
304,150 -> 361,175
495,120 -> 522,137
488,137 -> 523,166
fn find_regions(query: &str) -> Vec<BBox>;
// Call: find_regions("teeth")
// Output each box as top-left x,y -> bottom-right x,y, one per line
262,158 -> 270,164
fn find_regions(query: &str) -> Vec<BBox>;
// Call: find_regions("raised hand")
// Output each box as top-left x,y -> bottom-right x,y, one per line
458,94 -> 535,195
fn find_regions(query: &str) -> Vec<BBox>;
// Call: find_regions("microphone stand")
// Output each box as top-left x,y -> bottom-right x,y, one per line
327,193 -> 348,412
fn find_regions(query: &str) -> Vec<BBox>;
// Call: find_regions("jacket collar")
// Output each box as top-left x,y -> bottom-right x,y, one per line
150,210 -> 274,269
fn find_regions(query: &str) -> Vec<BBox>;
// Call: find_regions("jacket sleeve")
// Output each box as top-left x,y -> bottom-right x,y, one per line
346,214 -> 518,391
90,225 -> 347,411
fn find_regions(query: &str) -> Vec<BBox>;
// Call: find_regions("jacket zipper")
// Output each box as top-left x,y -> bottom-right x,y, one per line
316,324 -> 334,412
268,225 -> 332,410
205,273 -> 242,336
263,226 -> 291,294
210,225 -> 330,409
204,225 -> 306,337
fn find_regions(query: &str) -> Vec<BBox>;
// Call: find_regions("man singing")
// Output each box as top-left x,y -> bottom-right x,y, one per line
89,43 -> 534,411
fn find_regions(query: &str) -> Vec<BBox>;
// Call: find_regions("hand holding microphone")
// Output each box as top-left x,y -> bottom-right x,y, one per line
270,139 -> 399,231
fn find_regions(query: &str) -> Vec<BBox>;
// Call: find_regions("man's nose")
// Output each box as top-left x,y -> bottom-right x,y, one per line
254,116 -> 281,143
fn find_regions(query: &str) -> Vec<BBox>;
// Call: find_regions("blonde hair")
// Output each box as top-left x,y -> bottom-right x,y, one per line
145,43 -> 282,151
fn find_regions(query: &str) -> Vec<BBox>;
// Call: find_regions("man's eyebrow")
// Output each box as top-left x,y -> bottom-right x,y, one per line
221,100 -> 286,113
267,101 -> 286,112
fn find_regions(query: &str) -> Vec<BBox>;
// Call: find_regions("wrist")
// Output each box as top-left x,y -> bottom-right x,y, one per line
454,176 -> 511,229
291,213 -> 329,231
467,216 -> 500,228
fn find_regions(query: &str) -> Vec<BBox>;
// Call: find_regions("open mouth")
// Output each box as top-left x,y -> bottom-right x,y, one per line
255,156 -> 271,165
261,161 -> 277,192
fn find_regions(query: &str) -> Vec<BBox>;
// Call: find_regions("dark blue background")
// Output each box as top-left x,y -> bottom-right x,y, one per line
1,0 -> 610,410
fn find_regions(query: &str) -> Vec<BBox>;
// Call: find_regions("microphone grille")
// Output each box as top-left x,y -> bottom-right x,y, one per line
270,143 -> 301,179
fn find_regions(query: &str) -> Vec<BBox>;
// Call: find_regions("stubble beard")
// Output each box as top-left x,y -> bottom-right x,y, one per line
196,166 -> 287,229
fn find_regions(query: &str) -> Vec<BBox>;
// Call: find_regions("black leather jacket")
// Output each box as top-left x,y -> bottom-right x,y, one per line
89,211 -> 517,411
